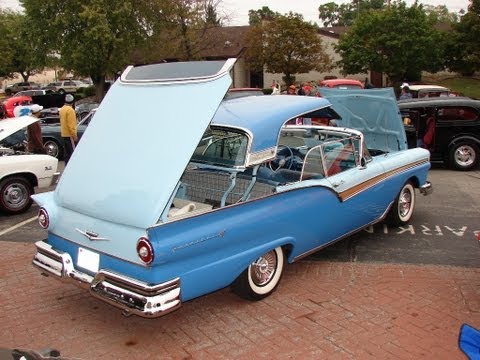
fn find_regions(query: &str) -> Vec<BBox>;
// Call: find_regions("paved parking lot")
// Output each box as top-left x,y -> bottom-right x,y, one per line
0,241 -> 479,359
0,165 -> 479,359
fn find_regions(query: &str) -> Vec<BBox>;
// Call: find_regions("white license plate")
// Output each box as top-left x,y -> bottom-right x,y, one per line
77,247 -> 100,273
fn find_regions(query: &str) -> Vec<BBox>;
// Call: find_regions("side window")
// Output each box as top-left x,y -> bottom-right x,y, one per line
437,107 -> 478,122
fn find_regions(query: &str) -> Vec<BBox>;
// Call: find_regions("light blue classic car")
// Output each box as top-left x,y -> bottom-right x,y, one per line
32,59 -> 432,318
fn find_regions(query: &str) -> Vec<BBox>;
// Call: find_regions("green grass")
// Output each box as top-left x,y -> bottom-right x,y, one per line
435,77 -> 480,99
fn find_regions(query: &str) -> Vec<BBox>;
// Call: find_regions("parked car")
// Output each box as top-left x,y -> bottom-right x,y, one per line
13,89 -> 55,97
43,80 -> 87,94
4,81 -> 41,96
0,116 -> 58,214
1,95 -> 32,117
398,97 -> 480,171
41,109 -> 94,159
75,102 -> 99,120
318,78 -> 364,90
406,85 -> 453,98
31,60 -> 432,318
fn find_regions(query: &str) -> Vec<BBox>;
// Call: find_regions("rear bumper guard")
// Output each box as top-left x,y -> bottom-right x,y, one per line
419,181 -> 433,196
32,240 -> 181,318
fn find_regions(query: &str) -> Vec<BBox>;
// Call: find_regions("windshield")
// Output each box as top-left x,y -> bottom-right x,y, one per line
191,127 -> 249,167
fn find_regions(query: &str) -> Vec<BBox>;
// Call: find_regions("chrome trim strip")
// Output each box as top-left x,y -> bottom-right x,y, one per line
32,240 -> 182,318
339,159 -> 430,201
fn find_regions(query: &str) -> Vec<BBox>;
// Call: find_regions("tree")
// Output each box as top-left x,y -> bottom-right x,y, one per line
335,2 -> 445,85
444,0 -> 480,76
20,0 -> 155,101
318,0 -> 387,27
245,12 -> 332,86
248,6 -> 279,26
423,4 -> 459,23
135,0 -> 227,63
0,10 -> 47,81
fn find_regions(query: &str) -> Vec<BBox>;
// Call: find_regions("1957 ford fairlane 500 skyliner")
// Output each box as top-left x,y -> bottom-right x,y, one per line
32,59 -> 432,318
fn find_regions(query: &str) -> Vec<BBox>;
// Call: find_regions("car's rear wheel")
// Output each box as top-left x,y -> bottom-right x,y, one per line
387,181 -> 415,226
449,142 -> 479,171
232,246 -> 285,300
0,176 -> 34,214
44,139 -> 63,159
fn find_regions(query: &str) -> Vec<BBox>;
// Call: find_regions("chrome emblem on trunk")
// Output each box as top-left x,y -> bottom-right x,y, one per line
76,228 -> 110,241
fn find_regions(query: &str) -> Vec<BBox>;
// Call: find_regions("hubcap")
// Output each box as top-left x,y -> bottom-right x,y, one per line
3,183 -> 28,210
399,188 -> 412,218
250,250 -> 277,287
44,142 -> 59,158
455,145 -> 475,167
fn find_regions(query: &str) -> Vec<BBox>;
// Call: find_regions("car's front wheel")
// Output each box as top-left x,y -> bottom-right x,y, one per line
232,246 -> 285,300
449,142 -> 479,171
58,88 -> 65,94
0,176 -> 34,214
387,181 -> 416,226
44,139 -> 63,159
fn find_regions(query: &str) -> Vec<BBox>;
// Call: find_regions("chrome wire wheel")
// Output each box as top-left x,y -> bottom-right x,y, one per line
398,186 -> 413,220
387,181 -> 415,226
232,246 -> 285,300
249,250 -> 278,287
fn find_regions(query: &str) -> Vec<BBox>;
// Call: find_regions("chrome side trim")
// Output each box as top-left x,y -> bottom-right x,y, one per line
32,240 -> 182,318
419,181 -> 433,196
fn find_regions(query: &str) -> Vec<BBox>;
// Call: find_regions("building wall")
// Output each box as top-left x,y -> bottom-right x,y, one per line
231,58 -> 249,88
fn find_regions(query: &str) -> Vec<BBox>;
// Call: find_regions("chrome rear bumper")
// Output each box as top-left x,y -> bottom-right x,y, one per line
419,181 -> 433,196
32,240 -> 181,318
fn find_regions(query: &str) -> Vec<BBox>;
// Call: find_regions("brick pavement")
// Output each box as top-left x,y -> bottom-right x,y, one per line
0,241 -> 479,359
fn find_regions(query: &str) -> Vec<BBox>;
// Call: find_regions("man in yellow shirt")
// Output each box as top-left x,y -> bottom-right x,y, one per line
59,94 -> 78,164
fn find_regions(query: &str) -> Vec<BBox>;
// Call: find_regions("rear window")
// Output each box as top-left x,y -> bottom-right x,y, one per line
191,127 -> 249,167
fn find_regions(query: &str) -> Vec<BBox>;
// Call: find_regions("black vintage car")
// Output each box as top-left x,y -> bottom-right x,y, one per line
398,97 -> 480,171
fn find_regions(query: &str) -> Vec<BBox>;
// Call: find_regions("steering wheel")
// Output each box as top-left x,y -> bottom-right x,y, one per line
268,145 -> 294,172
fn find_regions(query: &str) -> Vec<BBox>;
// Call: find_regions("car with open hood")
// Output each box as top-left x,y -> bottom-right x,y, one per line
0,116 -> 59,214
31,59 -> 432,318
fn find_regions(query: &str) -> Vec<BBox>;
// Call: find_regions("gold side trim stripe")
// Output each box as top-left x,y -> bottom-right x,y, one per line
339,159 -> 429,201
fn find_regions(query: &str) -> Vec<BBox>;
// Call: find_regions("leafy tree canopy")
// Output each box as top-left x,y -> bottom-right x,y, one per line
248,6 -> 280,25
318,0 -> 460,27
0,9 -> 47,81
318,0 -> 387,27
444,0 -> 480,75
134,0 -> 226,63
335,1 -> 445,84
245,11 -> 331,85
20,0 -> 158,100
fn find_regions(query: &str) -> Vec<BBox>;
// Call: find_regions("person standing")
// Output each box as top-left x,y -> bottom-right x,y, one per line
59,94 -> 77,164
399,83 -> 412,100
27,104 -> 46,154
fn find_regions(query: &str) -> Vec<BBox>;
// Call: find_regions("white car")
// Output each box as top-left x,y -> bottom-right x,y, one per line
43,80 -> 88,94
0,117 -> 59,214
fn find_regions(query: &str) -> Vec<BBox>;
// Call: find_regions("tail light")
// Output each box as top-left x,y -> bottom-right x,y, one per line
137,237 -> 154,265
38,207 -> 49,229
